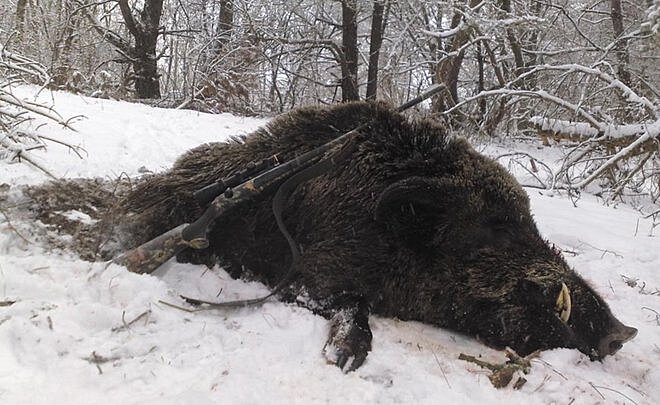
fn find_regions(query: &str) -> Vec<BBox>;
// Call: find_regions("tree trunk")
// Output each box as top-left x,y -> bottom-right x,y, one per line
341,0 -> 360,101
213,0 -> 234,55
476,42 -> 486,117
366,1 -> 388,100
610,0 -> 631,86
433,0 -> 481,112
133,58 -> 161,99
52,1 -> 78,65
118,0 -> 164,99
15,0 -> 28,41
521,0 -> 543,90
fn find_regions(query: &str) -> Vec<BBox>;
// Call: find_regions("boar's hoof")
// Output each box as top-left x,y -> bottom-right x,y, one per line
323,306 -> 372,373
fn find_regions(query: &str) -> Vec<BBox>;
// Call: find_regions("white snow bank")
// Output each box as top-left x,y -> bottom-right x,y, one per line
0,85 -> 266,185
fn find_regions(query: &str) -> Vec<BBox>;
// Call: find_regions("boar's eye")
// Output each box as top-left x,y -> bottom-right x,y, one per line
555,282 -> 572,323
473,218 -> 513,247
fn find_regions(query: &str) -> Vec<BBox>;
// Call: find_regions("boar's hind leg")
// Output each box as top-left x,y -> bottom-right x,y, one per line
322,299 -> 372,373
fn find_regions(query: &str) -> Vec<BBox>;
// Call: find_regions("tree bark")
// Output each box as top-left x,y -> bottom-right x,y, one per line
341,0 -> 360,101
366,1 -> 388,100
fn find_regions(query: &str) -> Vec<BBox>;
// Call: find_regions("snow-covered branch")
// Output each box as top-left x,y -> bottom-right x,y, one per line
0,47 -> 50,84
512,64 -> 657,117
443,53 -> 658,202
1,49 -> 80,177
421,22 -> 465,39
571,119 -> 660,189
531,117 -> 657,141
0,89 -> 77,131
442,88 -> 606,130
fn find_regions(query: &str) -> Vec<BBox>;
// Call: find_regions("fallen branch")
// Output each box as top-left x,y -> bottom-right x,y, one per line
571,121 -> 659,189
459,348 -> 538,388
442,88 -> 606,131
17,130 -> 87,159
1,49 -> 79,176
0,90 -> 78,132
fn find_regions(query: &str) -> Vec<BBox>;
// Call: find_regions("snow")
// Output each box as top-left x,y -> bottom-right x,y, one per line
1,87 -> 659,404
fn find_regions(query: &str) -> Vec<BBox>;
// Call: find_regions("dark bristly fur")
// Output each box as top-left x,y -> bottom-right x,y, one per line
32,101 -> 637,372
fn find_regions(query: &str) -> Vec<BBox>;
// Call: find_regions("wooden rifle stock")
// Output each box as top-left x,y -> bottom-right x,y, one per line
114,84 -> 444,274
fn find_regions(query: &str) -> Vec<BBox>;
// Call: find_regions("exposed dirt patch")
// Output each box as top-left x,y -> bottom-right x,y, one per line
23,177 -> 133,260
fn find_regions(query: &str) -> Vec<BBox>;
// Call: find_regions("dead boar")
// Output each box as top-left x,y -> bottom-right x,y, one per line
116,102 -> 637,371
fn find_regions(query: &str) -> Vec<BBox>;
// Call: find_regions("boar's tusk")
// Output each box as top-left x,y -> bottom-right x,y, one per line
555,282 -> 572,323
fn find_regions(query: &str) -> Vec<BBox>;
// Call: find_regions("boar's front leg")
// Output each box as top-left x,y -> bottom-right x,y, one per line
322,299 -> 372,372
295,242 -> 377,372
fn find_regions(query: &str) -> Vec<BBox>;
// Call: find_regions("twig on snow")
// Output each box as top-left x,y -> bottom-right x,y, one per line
83,351 -> 120,375
589,382 -> 639,405
111,309 -> 152,332
641,307 -> 660,325
0,205 -> 31,244
431,348 -> 451,389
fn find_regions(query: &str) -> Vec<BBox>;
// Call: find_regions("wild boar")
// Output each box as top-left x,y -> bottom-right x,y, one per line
115,102 -> 637,372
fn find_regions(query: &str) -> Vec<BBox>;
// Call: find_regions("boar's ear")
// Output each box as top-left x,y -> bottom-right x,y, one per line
374,177 -> 449,247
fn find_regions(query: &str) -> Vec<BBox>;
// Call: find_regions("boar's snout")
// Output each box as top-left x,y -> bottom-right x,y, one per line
596,321 -> 637,358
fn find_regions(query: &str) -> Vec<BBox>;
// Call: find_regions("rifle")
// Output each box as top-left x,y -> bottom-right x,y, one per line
114,84 -> 444,275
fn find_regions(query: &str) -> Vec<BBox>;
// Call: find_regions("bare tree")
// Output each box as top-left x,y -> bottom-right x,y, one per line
366,0 -> 388,100
84,0 -> 165,99
432,0 -> 482,113
610,0 -> 631,87
117,0 -> 164,98
340,0 -> 359,101
212,0 -> 234,55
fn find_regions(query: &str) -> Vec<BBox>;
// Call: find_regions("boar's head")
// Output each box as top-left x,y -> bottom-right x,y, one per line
373,135 -> 637,360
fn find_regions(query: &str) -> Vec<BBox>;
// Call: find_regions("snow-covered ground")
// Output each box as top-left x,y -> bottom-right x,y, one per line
1,87 -> 658,404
